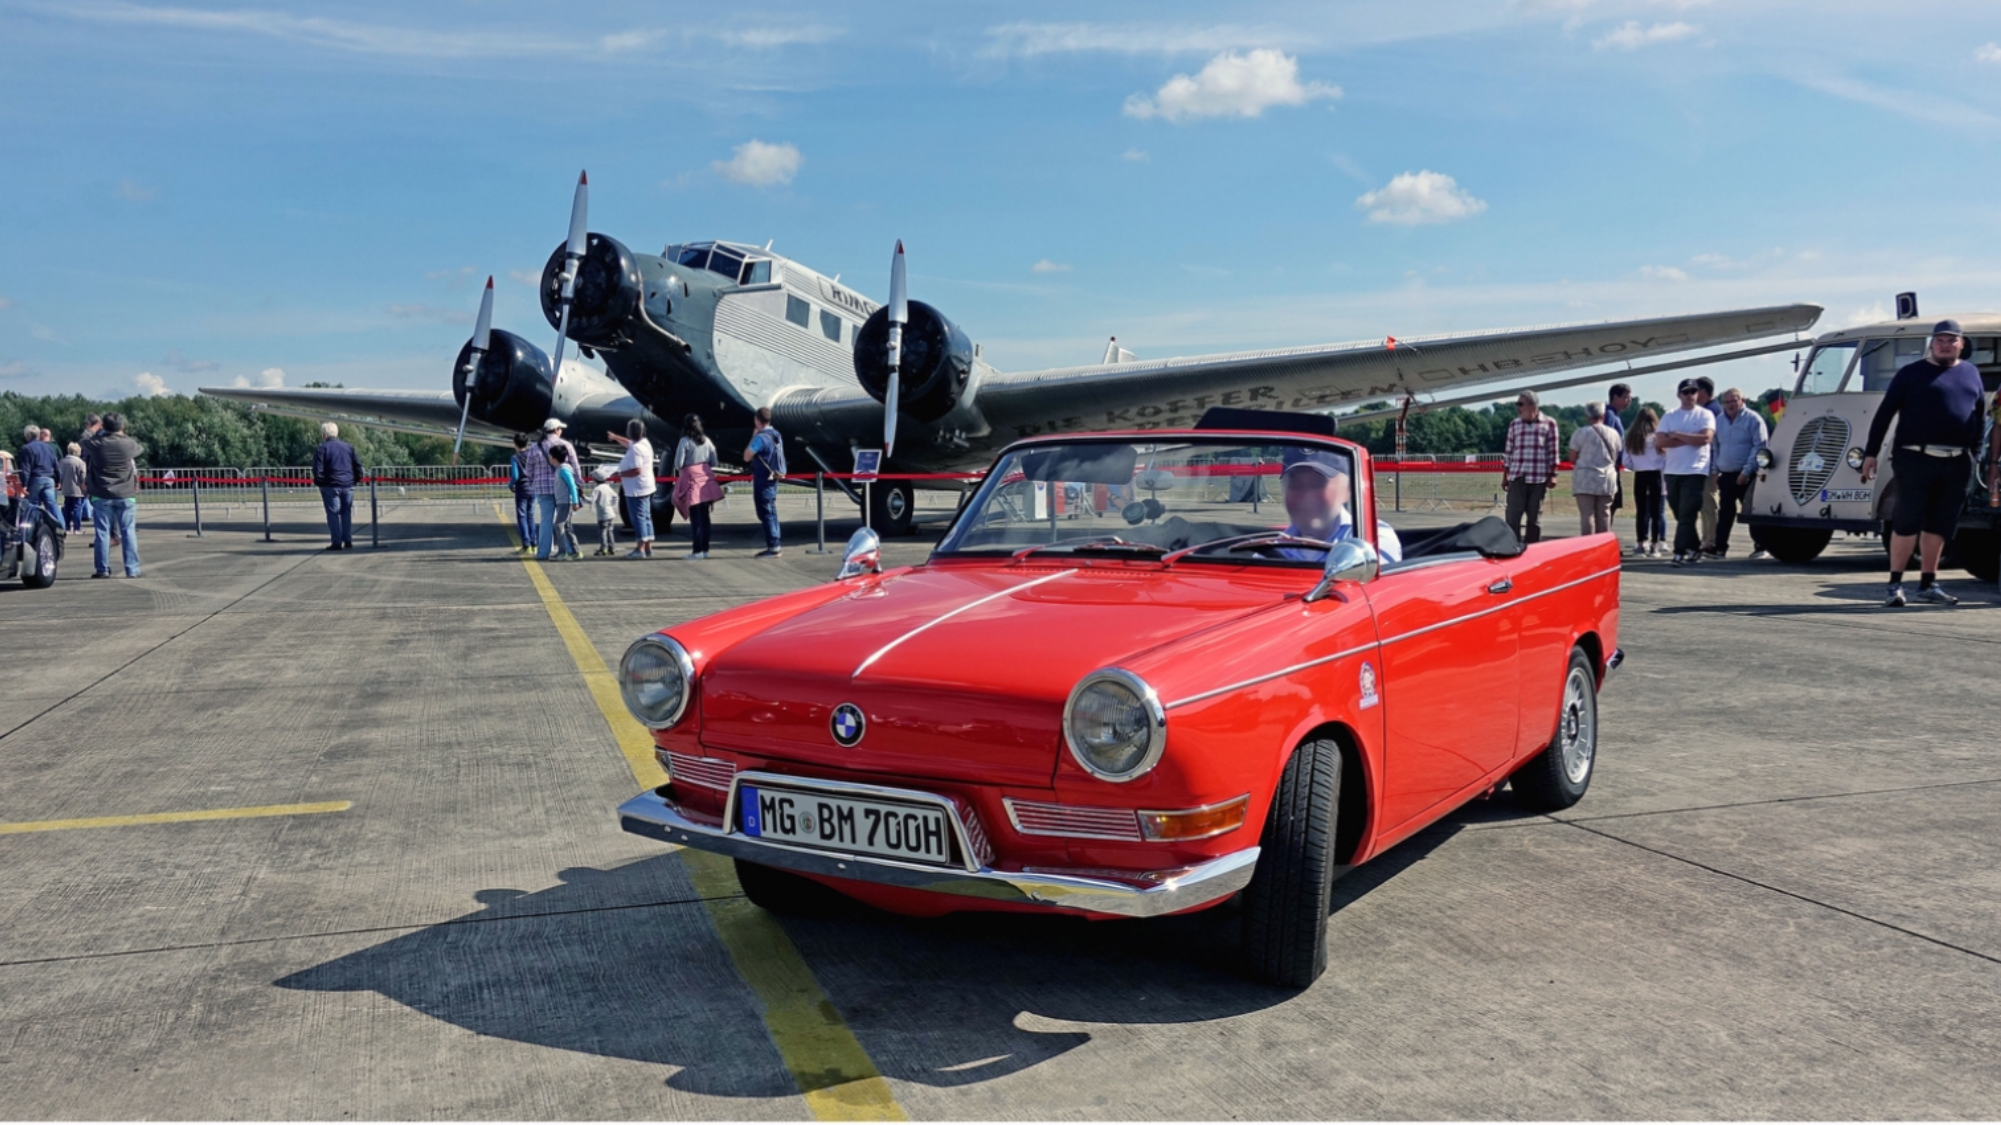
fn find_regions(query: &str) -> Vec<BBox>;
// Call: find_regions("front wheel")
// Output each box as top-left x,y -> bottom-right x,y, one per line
1240,737 -> 1342,989
1511,647 -> 1599,811
1758,527 -> 1832,564
734,859 -> 847,916
22,525 -> 58,588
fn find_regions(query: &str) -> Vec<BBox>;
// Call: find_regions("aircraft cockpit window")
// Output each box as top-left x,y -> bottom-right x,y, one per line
741,259 -> 772,285
820,309 -> 843,342
708,250 -> 745,282
676,247 -> 710,269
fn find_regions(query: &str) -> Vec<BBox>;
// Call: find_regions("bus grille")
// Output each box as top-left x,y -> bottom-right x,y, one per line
1789,416 -> 1851,506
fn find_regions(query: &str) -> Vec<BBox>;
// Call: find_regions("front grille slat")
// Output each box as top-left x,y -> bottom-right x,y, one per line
1005,799 -> 1144,841
1788,415 -> 1851,506
666,751 -> 737,791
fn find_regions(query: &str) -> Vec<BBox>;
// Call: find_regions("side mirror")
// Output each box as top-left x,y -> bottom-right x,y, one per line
837,527 -> 882,580
1304,538 -> 1379,602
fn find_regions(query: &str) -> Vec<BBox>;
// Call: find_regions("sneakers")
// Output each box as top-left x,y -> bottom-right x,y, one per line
1748,549 -> 1772,561
755,548 -> 782,558
684,550 -> 707,560
1884,584 -> 1907,607
626,549 -> 647,559
1915,585 -> 1959,606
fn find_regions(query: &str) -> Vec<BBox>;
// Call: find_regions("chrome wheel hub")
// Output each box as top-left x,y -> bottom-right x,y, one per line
1559,667 -> 1596,786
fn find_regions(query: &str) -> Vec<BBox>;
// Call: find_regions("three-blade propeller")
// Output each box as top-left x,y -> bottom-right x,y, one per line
547,170 -> 589,400
883,240 -> 907,459
450,275 -> 495,464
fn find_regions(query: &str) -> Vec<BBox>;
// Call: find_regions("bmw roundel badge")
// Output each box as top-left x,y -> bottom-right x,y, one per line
830,702 -> 866,747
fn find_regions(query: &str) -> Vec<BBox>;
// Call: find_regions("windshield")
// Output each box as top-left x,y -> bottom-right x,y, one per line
1795,342 -> 1855,396
1856,337 -> 1926,393
936,437 -> 1366,564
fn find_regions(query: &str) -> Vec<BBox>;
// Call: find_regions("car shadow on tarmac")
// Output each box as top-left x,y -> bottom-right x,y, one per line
273,810 -> 1495,1097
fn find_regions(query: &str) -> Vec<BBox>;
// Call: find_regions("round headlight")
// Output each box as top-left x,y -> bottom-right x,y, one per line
1754,448 -> 1775,470
1063,669 -> 1166,782
1846,447 -> 1865,470
619,635 -> 695,729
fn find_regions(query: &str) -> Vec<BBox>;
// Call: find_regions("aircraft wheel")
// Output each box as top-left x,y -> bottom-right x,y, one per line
23,524 -> 58,588
1759,527 -> 1832,564
868,481 -> 916,537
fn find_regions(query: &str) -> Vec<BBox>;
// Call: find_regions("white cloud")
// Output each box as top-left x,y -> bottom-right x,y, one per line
1796,75 -> 1996,128
228,368 -> 285,389
115,177 -> 157,202
134,371 -> 171,397
507,269 -> 541,287
982,22 -> 1305,58
0,358 -> 33,379
706,25 -> 843,49
385,303 -> 471,325
1354,171 -> 1488,225
1593,21 -> 1700,51
1637,265 -> 1690,281
1121,148 -> 1150,162
1031,260 -> 1072,273
425,266 -> 477,283
53,1 -> 620,59
1977,43 -> 2001,65
1123,49 -> 1339,122
714,140 -> 802,186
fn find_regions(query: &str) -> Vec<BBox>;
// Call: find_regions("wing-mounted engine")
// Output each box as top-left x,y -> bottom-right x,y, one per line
854,300 -> 983,428
540,233 -> 644,351
454,329 -> 555,434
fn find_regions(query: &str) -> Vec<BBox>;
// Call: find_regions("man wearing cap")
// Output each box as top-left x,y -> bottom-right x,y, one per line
1502,390 -> 1559,544
1861,319 -> 1985,606
528,418 -> 578,562
1655,379 -> 1716,566
1278,447 -> 1403,564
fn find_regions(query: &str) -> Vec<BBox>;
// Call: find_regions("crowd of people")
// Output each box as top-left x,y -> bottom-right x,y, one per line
2,413 -> 146,577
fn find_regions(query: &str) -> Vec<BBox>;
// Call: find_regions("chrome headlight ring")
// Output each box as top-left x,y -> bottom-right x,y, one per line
618,634 -> 696,730
1754,448 -> 1775,470
1062,668 -> 1167,782
1845,447 -> 1866,470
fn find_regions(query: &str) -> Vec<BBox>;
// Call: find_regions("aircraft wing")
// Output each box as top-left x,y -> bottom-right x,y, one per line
199,386 -> 516,448
972,303 -> 1822,436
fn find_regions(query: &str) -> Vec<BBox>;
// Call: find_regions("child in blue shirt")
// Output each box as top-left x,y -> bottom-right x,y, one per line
549,445 -> 583,560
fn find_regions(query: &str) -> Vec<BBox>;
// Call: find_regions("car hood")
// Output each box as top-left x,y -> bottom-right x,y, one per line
694,562 -> 1294,787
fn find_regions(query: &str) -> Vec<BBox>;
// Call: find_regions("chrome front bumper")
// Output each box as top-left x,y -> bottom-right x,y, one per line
616,788 -> 1260,919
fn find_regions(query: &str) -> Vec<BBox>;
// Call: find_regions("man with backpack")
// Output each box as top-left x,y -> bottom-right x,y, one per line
743,406 -> 786,558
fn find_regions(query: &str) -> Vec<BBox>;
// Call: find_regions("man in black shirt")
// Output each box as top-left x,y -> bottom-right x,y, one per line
1860,319 -> 1986,606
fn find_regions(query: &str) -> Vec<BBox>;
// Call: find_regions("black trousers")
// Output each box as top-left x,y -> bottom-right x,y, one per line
1666,473 -> 1706,555
1715,472 -> 1764,553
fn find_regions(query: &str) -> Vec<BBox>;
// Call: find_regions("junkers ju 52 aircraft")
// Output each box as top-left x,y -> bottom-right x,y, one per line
206,172 -> 1823,534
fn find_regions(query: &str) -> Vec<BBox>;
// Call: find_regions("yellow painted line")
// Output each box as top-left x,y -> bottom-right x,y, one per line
504,505 -> 905,1120
0,800 -> 352,835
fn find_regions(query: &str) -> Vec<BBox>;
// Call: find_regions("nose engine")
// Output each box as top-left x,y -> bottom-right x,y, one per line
540,233 -> 644,350
853,300 -> 975,423
454,329 -> 555,434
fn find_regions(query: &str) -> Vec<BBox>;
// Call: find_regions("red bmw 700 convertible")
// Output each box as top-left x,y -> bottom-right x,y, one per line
616,419 -> 1622,987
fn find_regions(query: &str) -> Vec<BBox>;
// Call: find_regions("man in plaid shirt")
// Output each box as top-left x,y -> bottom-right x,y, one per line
528,418 -> 578,561
1503,390 -> 1560,544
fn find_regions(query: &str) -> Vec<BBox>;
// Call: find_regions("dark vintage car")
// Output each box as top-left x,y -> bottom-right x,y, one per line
614,423 -> 1622,986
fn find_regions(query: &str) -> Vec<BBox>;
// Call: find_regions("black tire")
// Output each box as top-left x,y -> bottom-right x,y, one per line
867,480 -> 916,537
733,858 -> 848,916
1957,526 -> 2000,583
1240,738 -> 1342,989
1511,647 -> 1599,812
1759,527 -> 1832,564
22,525 -> 58,589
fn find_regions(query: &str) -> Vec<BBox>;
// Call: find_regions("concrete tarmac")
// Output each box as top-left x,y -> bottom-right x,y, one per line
3,500 -> 1998,1119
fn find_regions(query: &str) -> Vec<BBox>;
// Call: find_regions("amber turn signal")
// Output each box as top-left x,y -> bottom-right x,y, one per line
1137,794 -> 1250,842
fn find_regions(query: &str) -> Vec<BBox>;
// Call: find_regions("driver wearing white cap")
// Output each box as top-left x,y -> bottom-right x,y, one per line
1277,447 -> 1402,564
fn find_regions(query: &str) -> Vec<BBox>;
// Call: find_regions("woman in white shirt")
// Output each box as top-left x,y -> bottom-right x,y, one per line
1566,401 -> 1623,537
610,418 -> 658,559
672,414 -> 724,559
1623,408 -> 1666,556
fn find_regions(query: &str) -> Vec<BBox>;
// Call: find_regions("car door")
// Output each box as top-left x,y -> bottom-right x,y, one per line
1364,553 -> 1522,836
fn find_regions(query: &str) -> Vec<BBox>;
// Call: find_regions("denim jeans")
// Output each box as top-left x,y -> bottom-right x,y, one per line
319,485 -> 354,546
27,477 -> 61,526
513,492 -> 536,549
551,501 -> 578,556
753,481 -> 780,549
534,494 -> 558,559
689,501 -> 712,554
62,496 -> 88,532
92,496 -> 140,576
630,493 -> 655,542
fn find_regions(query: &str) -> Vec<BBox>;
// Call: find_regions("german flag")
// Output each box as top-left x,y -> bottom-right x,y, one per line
1767,392 -> 1787,421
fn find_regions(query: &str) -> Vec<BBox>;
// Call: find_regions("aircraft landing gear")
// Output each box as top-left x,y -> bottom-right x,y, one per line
867,480 -> 916,537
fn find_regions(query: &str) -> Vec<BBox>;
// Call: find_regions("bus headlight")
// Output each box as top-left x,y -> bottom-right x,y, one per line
1063,669 -> 1166,782
619,635 -> 695,729
1754,448 -> 1774,470
1846,447 -> 1865,469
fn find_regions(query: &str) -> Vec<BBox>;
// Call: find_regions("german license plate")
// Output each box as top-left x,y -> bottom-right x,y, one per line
1820,488 -> 1871,502
738,785 -> 954,866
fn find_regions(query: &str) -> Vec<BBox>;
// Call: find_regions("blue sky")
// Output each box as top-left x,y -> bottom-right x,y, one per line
3,0 -> 2000,410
